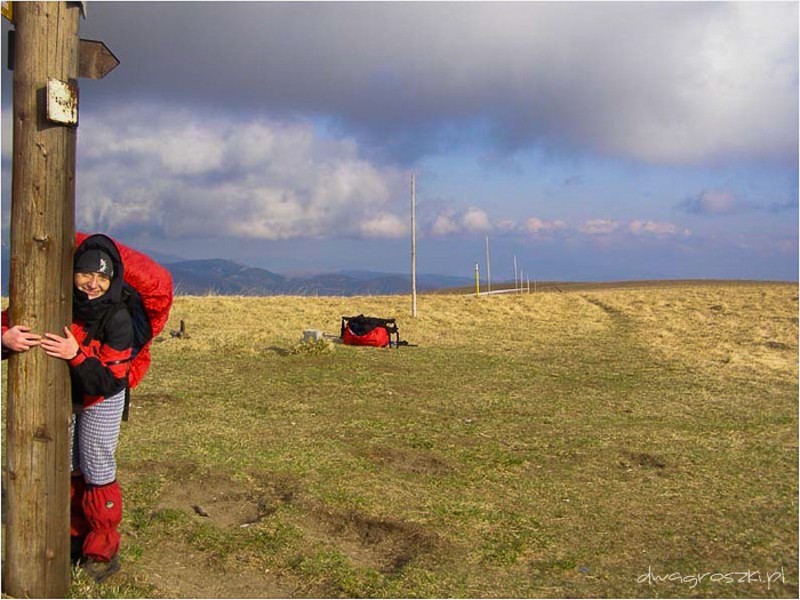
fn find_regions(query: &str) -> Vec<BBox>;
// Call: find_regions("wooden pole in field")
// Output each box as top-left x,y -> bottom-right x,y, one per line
474,262 -> 480,296
410,173 -> 417,317
4,2 -> 81,597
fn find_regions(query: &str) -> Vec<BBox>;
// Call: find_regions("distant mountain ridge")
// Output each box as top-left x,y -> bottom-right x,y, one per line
0,253 -> 470,296
164,259 -> 471,296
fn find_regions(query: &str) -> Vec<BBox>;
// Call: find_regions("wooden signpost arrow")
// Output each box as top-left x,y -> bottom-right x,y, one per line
79,38 -> 119,79
7,34 -> 120,80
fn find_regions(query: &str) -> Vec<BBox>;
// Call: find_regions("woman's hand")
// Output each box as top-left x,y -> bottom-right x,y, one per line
2,325 -> 42,352
41,327 -> 81,361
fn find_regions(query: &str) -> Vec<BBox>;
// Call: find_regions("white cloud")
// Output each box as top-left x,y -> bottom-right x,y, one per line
430,210 -> 460,237
75,106 -> 407,241
462,207 -> 492,233
427,212 -> 689,242
428,207 -> 494,236
523,218 -> 566,235
682,189 -> 743,216
628,220 -> 688,237
495,218 -> 518,232
360,213 -> 406,238
157,126 -> 225,176
575,218 -> 689,239
579,219 -> 620,235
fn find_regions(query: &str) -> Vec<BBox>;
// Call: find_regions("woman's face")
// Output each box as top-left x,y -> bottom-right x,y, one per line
74,271 -> 111,299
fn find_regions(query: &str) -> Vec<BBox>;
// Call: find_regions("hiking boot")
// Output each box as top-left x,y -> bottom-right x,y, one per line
82,555 -> 120,583
70,537 -> 85,565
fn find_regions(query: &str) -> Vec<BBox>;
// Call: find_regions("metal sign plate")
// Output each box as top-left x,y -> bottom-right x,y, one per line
46,79 -> 79,126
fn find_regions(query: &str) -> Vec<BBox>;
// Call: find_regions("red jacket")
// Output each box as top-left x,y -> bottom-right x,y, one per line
1,310 -> 9,361
69,307 -> 133,408
70,234 -> 133,407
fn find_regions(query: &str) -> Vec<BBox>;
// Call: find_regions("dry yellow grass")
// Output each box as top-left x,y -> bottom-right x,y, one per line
162,291 -> 608,353
578,284 -> 797,380
161,282 -> 797,381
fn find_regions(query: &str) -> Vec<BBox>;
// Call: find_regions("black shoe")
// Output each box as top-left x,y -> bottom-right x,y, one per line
70,537 -> 85,565
82,555 -> 121,583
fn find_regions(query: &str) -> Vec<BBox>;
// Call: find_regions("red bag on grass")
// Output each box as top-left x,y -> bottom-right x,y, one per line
340,315 -> 399,348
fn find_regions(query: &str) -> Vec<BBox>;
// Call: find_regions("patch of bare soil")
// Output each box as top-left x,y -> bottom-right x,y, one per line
361,445 -> 453,476
126,462 -> 299,530
134,538 -> 295,599
619,450 -> 668,470
123,462 -> 439,596
155,470 -> 294,529
123,464 -> 301,597
296,503 -> 439,574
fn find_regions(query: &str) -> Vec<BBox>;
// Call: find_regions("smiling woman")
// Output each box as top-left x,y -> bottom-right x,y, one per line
74,272 -> 111,300
74,249 -> 114,300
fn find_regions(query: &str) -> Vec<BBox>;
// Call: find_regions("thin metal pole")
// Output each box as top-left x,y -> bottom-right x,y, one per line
485,235 -> 491,292
410,173 -> 417,317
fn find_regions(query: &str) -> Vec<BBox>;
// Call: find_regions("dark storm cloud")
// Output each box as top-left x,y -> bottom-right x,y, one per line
76,1 -> 798,166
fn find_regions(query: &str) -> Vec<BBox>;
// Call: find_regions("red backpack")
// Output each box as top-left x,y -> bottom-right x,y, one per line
76,232 -> 173,390
341,315 -> 400,348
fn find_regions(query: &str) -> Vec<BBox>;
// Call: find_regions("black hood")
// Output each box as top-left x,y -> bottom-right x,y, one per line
73,234 -> 126,342
74,234 -> 125,304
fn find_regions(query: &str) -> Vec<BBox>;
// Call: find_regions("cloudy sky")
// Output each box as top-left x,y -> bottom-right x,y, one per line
2,1 -> 798,281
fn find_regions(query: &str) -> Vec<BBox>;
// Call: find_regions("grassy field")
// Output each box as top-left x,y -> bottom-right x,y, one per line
5,281 -> 799,598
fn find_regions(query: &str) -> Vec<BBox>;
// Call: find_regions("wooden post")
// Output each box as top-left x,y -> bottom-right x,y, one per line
410,173 -> 417,317
4,2 -> 80,597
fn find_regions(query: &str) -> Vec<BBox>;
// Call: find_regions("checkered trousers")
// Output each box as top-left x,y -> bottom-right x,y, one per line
70,389 -> 126,486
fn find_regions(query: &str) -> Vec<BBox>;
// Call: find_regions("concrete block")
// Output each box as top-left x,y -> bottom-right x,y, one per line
303,329 -> 324,343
